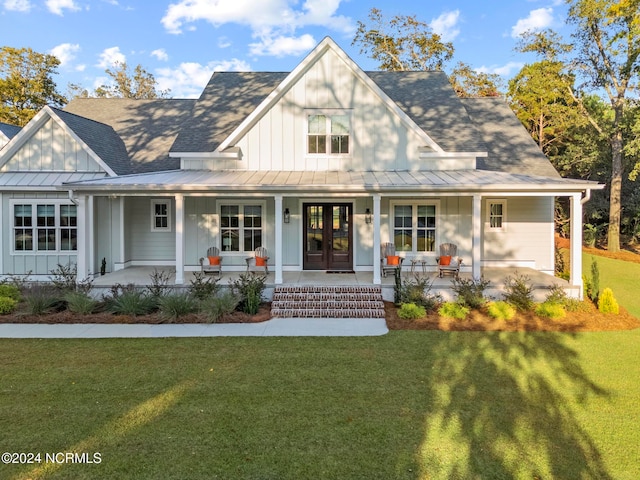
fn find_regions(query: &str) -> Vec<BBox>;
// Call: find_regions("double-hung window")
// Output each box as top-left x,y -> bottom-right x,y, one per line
12,201 -> 77,253
391,202 -> 438,253
307,112 -> 350,155
487,199 -> 507,231
151,199 -> 171,232
220,203 -> 264,252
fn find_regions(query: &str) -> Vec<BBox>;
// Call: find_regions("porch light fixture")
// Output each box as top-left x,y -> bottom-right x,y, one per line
283,208 -> 291,224
365,208 -> 372,224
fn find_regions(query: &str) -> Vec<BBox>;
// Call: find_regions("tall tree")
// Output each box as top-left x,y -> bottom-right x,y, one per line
450,62 -> 503,98
0,46 -> 66,126
94,62 -> 169,99
566,0 -> 640,252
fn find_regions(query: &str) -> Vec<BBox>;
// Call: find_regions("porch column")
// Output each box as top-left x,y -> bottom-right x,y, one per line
88,195 -> 94,278
274,194 -> 283,284
570,193 -> 584,299
75,194 -> 89,282
175,193 -> 184,285
472,194 -> 482,280
373,194 -> 381,285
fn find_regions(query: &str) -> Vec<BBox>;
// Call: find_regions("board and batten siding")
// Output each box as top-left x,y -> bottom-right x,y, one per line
93,196 -> 122,274
197,48 -> 426,172
0,117 -> 103,173
126,197 -> 175,262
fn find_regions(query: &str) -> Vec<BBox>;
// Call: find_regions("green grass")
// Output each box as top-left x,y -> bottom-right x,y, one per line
1,332 -> 639,479
583,253 -> 640,317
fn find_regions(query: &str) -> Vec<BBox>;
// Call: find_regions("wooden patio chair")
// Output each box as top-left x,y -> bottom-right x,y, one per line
199,246 -> 223,278
436,243 -> 463,279
246,246 -> 269,274
381,242 -> 404,277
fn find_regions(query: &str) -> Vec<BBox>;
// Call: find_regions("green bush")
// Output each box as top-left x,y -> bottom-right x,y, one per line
109,290 -> 156,316
452,276 -> 490,309
398,303 -> 426,319
503,273 -> 535,311
231,273 -> 266,315
65,291 -> 98,315
0,296 -> 18,315
23,285 -> 61,315
397,274 -> 441,312
535,301 -> 566,319
189,272 -> 220,300
487,301 -> 516,321
200,291 -> 241,323
589,258 -> 600,303
158,292 -> 198,322
598,287 -> 620,315
563,298 -> 591,313
146,268 -> 172,299
0,283 -> 21,301
438,302 -> 470,320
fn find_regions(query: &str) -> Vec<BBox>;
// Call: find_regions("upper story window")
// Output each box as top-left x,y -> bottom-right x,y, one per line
307,112 -> 350,155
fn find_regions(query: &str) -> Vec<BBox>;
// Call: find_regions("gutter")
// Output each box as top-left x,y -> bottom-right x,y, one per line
581,188 -> 591,205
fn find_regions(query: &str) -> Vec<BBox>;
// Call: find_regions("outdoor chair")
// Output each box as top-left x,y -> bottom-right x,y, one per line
246,246 -> 269,274
436,243 -> 463,279
381,242 -> 404,277
199,246 -> 223,278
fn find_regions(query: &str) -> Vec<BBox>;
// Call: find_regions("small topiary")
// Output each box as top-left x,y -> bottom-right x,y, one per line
598,288 -> 619,315
487,301 -> 516,321
535,301 -> 566,320
438,301 -> 470,320
0,296 -> 18,315
398,302 -> 426,319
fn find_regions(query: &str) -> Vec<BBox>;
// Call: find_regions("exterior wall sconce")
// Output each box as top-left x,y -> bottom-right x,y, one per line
365,208 -> 372,224
283,207 -> 291,224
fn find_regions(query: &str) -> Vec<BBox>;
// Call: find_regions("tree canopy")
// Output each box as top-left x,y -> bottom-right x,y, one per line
93,62 -> 169,99
0,46 -> 66,126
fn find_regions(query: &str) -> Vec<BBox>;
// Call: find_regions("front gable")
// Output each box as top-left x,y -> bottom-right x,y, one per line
0,107 -> 115,176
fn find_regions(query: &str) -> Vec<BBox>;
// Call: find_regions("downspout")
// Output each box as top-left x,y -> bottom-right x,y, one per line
68,189 -> 79,206
581,188 -> 591,205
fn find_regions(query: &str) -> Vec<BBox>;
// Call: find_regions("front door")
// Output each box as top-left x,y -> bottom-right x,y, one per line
303,203 -> 353,271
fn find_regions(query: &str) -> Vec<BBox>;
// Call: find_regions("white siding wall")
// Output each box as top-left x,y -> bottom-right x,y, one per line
127,197 -> 176,262
94,196 -> 122,274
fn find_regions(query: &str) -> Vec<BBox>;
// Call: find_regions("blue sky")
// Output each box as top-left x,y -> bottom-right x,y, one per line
1,0 -> 571,98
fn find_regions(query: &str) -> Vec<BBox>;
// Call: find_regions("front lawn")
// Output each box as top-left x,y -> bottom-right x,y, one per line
1,332 -> 639,479
583,253 -> 640,317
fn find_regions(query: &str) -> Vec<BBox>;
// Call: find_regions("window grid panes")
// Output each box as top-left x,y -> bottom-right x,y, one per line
220,205 -> 263,253
12,203 -> 77,253
489,202 -> 504,229
154,202 -> 169,229
37,205 -> 56,251
394,205 -> 413,252
243,205 -> 263,252
14,204 -> 33,251
221,205 -> 240,252
307,113 -> 350,155
393,204 -> 438,253
60,205 -> 77,251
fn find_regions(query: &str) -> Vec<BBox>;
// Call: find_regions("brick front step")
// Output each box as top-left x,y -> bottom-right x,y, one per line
271,285 -> 386,318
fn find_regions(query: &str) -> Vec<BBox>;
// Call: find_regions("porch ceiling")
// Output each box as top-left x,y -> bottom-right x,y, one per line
60,169 -> 601,194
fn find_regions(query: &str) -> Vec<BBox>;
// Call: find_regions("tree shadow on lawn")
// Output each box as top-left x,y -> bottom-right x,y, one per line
417,331 -> 612,479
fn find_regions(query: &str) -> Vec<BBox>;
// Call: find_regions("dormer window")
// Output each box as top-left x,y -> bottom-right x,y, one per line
307,112 -> 350,155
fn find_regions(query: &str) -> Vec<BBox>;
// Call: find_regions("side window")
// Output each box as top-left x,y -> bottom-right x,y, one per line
151,200 -> 171,232
487,200 -> 507,231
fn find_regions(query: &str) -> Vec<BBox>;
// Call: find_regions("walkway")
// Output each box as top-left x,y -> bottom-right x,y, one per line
0,317 -> 388,338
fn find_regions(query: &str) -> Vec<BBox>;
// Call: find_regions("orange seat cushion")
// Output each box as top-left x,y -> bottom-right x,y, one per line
387,255 -> 400,266
439,255 -> 452,266
255,256 -> 267,267
208,256 -> 221,266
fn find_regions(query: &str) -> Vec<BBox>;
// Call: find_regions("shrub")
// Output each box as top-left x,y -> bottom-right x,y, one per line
452,276 -> 490,309
200,291 -> 240,323
23,285 -> 61,315
503,273 -> 534,312
563,298 -> 591,312
554,244 -> 567,276
158,292 -> 198,322
535,301 -> 566,319
65,291 -> 98,315
109,290 -> 156,316
545,284 -> 567,305
487,301 -> 516,321
598,288 -> 619,315
0,296 -> 18,315
398,303 -> 426,319
230,273 -> 266,315
50,262 -> 77,292
589,258 -> 600,303
146,269 -> 171,299
188,272 -> 220,301
438,301 -> 470,320
398,274 -> 441,312
0,283 -> 21,301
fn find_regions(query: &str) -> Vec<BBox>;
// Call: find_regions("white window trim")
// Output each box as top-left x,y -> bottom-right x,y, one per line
9,199 -> 78,255
218,200 -> 267,254
486,199 -> 507,232
151,199 -> 172,232
305,109 -> 352,158
389,200 -> 440,255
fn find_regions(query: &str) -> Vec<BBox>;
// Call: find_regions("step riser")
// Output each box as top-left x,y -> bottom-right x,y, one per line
271,286 -> 385,319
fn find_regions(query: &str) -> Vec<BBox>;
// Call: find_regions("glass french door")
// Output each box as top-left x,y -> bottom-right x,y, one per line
303,203 -> 353,271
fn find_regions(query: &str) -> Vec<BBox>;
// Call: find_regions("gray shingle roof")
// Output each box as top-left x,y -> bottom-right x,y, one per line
0,122 -> 21,141
170,72 -> 287,153
64,98 -> 195,174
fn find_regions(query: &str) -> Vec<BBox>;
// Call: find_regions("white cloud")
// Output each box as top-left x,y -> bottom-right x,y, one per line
156,59 -> 251,98
249,34 -> 316,57
161,0 -> 353,56
97,46 -> 126,68
49,43 -> 80,67
511,8 -> 554,38
45,0 -> 80,15
4,0 -> 32,12
477,61 -> 524,77
151,48 -> 169,61
431,10 -> 461,42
